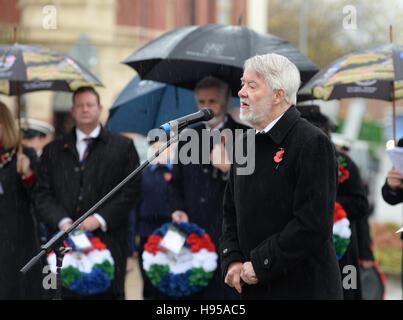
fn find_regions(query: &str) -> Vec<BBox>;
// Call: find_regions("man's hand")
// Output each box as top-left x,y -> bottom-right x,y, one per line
210,141 -> 231,173
240,261 -> 259,285
171,210 -> 189,223
387,168 -> 403,190
224,261 -> 244,294
80,216 -> 101,232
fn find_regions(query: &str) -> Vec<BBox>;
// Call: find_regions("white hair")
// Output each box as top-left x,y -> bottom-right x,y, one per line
244,53 -> 301,105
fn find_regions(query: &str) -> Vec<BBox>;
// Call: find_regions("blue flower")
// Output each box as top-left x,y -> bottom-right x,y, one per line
68,267 -> 111,296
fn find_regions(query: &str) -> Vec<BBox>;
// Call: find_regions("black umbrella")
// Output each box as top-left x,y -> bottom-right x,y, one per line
299,43 -> 403,143
0,43 -> 103,170
123,24 -> 318,96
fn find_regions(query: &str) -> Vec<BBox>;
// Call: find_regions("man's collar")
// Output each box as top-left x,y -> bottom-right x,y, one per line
265,106 -> 301,145
204,115 -> 227,131
76,125 -> 101,141
256,113 -> 284,134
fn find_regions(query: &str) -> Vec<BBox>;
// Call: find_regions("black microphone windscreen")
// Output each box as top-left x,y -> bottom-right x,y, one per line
201,108 -> 214,121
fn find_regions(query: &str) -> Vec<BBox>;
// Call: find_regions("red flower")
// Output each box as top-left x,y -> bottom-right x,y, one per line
334,202 -> 347,222
338,166 -> 350,183
187,233 -> 216,252
273,148 -> 285,170
63,144 -> 69,149
274,149 -> 285,163
144,235 -> 162,255
90,237 -> 106,251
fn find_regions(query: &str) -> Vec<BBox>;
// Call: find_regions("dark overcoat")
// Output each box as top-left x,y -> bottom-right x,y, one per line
34,127 -> 141,298
335,151 -> 369,300
220,106 -> 343,300
0,146 -> 43,299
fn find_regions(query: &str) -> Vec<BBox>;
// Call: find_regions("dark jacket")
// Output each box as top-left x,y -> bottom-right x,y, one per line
382,182 -> 403,205
0,146 -> 43,299
136,164 -> 173,238
335,151 -> 369,300
169,114 -> 248,245
220,106 -> 343,300
169,114 -> 248,299
34,127 -> 141,298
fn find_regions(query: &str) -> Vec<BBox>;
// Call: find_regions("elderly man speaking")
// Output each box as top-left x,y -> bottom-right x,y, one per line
220,53 -> 343,300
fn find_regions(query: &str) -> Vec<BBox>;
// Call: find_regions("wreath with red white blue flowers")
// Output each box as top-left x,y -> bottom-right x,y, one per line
47,232 -> 115,296
142,222 -> 218,297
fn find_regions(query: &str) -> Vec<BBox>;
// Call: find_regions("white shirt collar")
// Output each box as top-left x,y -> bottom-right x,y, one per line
256,113 -> 285,134
75,125 -> 101,161
76,125 -> 101,141
205,115 -> 227,131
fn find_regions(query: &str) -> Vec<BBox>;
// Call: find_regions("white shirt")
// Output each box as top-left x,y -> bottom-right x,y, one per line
256,113 -> 285,134
204,117 -> 226,131
76,126 -> 101,161
58,125 -> 107,232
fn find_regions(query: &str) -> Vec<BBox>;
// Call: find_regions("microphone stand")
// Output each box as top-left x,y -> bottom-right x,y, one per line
20,129 -> 181,299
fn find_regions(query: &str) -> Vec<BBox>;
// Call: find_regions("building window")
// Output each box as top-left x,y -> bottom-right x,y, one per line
217,0 -> 232,25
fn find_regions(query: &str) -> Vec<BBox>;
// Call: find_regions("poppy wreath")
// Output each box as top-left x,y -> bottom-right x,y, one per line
47,232 -> 115,296
142,222 -> 218,297
333,202 -> 351,260
337,155 -> 350,183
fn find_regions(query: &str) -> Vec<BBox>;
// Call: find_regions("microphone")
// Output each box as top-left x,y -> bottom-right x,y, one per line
160,108 -> 214,134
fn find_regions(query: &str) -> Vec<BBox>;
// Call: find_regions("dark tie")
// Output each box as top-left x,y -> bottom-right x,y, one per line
81,137 -> 95,164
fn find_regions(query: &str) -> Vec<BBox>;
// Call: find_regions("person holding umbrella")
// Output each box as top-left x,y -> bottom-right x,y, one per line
382,138 -> 403,295
221,53 -> 343,299
33,87 -> 141,299
297,104 -> 370,300
0,101 -> 43,299
169,76 -> 248,300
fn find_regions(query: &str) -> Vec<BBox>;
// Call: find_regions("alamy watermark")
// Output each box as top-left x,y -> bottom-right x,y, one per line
147,127 -> 256,176
342,5 -> 357,30
41,264 -> 358,291
42,5 -> 58,30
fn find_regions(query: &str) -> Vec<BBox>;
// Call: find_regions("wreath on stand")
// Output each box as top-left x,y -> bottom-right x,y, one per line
142,222 -> 218,297
47,232 -> 115,296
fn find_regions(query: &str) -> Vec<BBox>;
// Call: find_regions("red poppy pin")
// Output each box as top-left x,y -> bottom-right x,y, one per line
274,148 -> 285,170
63,143 -> 69,149
164,172 -> 173,183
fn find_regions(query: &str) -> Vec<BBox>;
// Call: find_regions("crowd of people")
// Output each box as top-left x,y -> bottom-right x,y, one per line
0,53 -> 395,300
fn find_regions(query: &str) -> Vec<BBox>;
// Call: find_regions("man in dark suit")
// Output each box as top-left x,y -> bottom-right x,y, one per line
34,87 -> 141,299
169,76 -> 248,299
220,54 -> 343,299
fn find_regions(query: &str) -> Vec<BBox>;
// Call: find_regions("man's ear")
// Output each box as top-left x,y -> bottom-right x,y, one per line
274,89 -> 286,104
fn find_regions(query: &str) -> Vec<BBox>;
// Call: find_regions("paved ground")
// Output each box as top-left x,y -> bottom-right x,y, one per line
385,273 -> 402,300
125,258 -> 143,300
124,258 -> 402,300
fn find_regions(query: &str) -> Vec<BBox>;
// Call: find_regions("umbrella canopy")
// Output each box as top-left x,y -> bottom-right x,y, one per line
123,24 -> 318,96
300,44 -> 403,101
106,76 -> 240,135
0,44 -> 103,95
